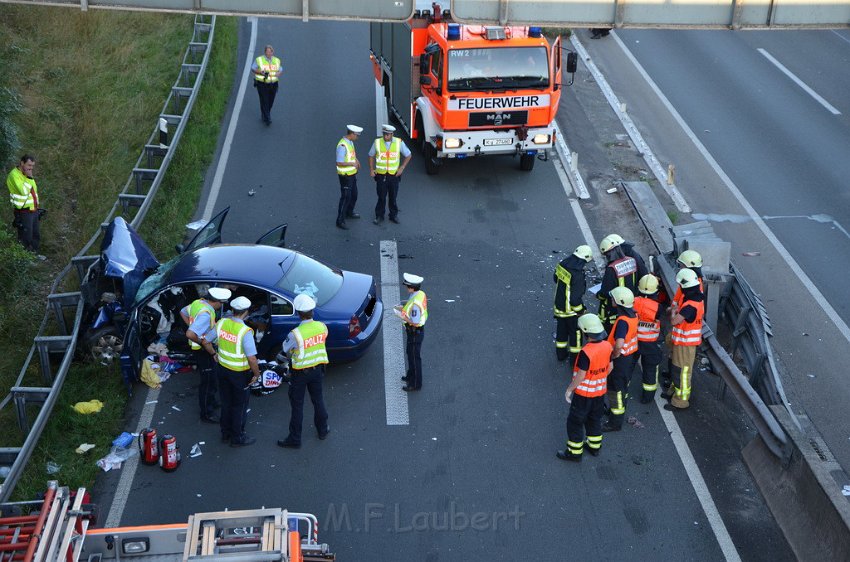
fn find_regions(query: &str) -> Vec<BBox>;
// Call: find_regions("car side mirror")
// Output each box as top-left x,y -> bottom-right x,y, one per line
566,51 -> 578,74
175,243 -> 185,254
420,75 -> 432,86
419,54 -> 429,75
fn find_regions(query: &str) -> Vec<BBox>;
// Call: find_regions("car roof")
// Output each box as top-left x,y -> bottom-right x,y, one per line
168,244 -> 300,288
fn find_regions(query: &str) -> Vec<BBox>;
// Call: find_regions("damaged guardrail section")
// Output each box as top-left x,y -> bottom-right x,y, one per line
0,15 -> 216,503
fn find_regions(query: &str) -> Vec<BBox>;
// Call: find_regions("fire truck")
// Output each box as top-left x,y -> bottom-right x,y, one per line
370,1 -> 577,174
0,482 -> 335,561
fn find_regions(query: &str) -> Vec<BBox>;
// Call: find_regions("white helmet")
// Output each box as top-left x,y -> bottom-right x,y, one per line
577,313 -> 604,335
609,286 -> 635,308
573,245 -> 593,263
599,234 -> 625,254
676,268 -> 700,288
638,274 -> 659,295
677,249 -> 703,268
294,293 -> 316,312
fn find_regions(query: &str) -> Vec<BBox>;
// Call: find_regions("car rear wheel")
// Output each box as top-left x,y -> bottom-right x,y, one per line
87,326 -> 124,366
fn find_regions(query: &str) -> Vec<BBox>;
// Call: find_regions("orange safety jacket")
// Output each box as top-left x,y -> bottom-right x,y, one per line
608,315 -> 638,356
672,299 -> 704,346
634,296 -> 661,342
574,340 -> 613,397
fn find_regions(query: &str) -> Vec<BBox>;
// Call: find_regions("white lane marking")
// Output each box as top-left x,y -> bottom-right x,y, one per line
832,29 -> 850,46
380,240 -> 409,425
553,121 -> 590,199
105,387 -> 161,527
201,17 -> 259,221
655,396 -> 742,561
612,32 -> 850,344
571,34 -> 691,214
757,48 -> 841,115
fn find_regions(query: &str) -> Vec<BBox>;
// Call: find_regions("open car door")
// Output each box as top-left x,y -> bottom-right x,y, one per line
176,207 -> 230,254
255,223 -> 288,248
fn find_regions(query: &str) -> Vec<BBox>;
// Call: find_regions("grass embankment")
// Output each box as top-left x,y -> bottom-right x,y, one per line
0,6 -> 237,501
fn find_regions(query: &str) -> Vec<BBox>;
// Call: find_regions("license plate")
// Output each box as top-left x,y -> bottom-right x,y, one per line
484,138 -> 513,146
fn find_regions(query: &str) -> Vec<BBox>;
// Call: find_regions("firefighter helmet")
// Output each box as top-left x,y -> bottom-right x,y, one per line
638,274 -> 659,295
677,249 -> 703,268
578,313 -> 604,335
676,268 -> 700,288
609,286 -> 635,308
599,234 -> 625,254
573,245 -> 593,263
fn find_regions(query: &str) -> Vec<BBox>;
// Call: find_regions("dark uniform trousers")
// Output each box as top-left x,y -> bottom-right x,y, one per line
13,209 -> 40,252
193,349 -> 218,418
374,173 -> 400,221
567,394 -> 605,456
337,174 -> 358,225
606,354 -> 638,429
256,81 -> 278,122
286,365 -> 329,444
637,340 -> 662,402
555,314 -> 581,362
218,366 -> 251,442
405,326 -> 424,389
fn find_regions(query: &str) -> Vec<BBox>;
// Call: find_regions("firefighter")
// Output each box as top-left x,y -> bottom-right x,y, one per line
553,245 -> 593,362
335,124 -> 363,230
180,286 -> 232,423
251,44 -> 281,125
596,234 -> 646,331
203,296 -> 261,447
369,124 -> 412,225
665,268 -> 704,410
664,249 -> 704,389
603,287 -> 639,432
634,275 -> 665,403
557,314 -> 613,462
278,294 -> 330,448
396,273 -> 428,391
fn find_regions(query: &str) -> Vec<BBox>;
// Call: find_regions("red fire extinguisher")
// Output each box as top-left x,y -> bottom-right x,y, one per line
159,434 -> 181,472
139,428 -> 159,465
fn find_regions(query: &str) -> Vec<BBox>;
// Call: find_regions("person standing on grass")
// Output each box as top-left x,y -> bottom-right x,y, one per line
6,154 -> 46,260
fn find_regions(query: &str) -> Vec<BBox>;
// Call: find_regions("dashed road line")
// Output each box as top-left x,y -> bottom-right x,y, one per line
757,48 -> 840,115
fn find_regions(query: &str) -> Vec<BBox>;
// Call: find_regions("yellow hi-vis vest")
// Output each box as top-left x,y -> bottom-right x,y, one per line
374,138 -> 401,174
216,318 -> 252,372
187,299 -> 215,350
254,56 -> 281,83
337,138 -> 357,175
402,290 -> 428,327
7,167 -> 38,210
290,320 -> 329,370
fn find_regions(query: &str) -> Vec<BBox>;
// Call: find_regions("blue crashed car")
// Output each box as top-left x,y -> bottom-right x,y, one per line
115,208 -> 382,386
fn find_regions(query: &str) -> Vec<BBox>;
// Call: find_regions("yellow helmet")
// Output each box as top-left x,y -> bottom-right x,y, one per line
577,313 -> 604,335
599,234 -> 625,254
573,245 -> 593,263
609,286 -> 635,308
676,268 -> 700,288
677,249 -> 703,268
638,274 -> 659,295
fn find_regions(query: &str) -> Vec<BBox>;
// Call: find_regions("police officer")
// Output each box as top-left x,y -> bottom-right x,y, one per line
665,269 -> 704,410
278,294 -> 330,448
202,296 -> 261,447
6,154 -> 44,259
597,234 -> 646,331
553,245 -> 593,362
336,124 -> 363,230
180,287 -> 231,423
396,273 -> 428,391
251,44 -> 281,125
603,287 -> 639,432
634,275 -> 665,403
369,124 -> 412,225
557,314 -> 613,462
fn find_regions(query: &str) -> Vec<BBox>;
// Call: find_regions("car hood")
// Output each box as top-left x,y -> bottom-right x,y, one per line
100,217 -> 160,307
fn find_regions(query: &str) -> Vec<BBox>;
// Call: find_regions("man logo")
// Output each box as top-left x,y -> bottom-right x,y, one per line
494,114 -> 503,126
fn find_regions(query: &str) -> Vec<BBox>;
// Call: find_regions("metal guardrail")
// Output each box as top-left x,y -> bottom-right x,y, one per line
0,15 -> 216,503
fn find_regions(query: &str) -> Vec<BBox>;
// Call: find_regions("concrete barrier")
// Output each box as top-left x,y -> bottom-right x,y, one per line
743,406 -> 850,560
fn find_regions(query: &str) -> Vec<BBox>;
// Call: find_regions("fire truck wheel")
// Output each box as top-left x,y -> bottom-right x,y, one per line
424,142 -> 439,175
520,153 -> 536,171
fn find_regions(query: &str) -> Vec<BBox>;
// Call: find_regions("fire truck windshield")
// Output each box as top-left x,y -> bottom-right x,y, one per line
447,47 -> 549,91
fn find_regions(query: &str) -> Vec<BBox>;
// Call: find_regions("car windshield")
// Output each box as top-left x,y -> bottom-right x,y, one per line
276,254 -> 343,307
134,256 -> 180,306
447,47 -> 549,91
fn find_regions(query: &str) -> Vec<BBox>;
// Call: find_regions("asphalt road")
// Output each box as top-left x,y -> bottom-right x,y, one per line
94,19 -> 793,560
580,28 -> 850,473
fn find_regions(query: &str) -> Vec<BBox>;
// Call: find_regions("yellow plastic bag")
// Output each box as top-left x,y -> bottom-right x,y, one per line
72,399 -> 104,414
140,358 -> 162,389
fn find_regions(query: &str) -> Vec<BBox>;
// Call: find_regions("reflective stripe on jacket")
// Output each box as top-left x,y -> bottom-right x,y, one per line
337,138 -> 357,175
608,315 -> 639,356
291,320 -> 329,370
374,138 -> 401,174
402,290 -> 428,327
216,318 -> 252,371
254,56 -> 281,82
187,299 -> 215,350
634,296 -> 661,342
574,340 -> 613,397
672,299 -> 704,346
